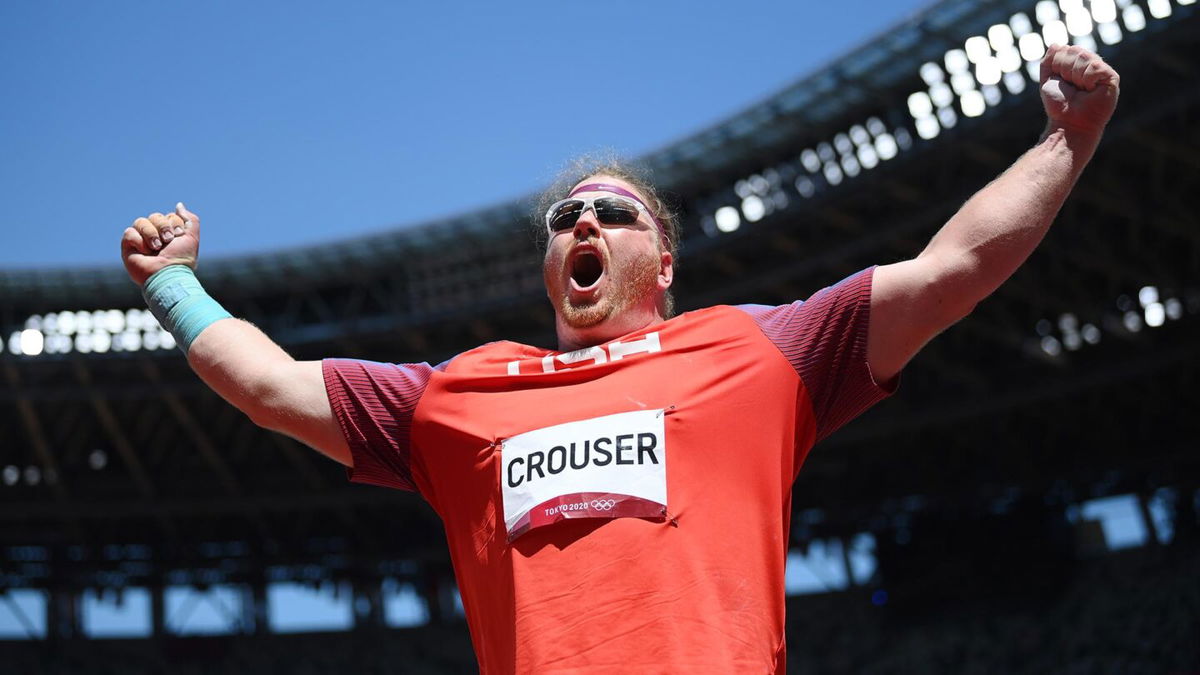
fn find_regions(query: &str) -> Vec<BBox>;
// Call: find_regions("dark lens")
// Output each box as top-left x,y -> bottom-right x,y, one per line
594,198 -> 639,225
549,201 -> 584,231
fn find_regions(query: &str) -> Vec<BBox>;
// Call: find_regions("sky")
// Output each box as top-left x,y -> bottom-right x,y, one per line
0,0 -> 939,270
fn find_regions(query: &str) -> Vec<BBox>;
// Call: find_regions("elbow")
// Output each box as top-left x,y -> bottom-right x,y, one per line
919,251 -> 983,325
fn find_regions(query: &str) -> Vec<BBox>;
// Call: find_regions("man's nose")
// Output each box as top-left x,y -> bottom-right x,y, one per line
572,206 -> 601,239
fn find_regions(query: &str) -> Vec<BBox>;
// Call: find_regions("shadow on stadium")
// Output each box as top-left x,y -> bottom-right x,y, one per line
2,0 -> 1197,672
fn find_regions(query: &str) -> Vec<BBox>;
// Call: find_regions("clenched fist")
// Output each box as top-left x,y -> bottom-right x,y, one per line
1040,43 -> 1119,135
121,202 -> 201,286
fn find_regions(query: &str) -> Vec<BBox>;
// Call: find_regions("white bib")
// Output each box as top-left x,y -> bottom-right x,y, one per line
500,409 -> 668,541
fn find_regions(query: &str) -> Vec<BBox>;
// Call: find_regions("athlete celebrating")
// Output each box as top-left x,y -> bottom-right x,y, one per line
121,45 -> 1118,673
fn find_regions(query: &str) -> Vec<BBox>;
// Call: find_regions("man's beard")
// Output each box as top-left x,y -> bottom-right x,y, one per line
554,246 -> 661,330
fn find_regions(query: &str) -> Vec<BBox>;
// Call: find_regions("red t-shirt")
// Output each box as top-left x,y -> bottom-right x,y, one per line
323,267 -> 894,673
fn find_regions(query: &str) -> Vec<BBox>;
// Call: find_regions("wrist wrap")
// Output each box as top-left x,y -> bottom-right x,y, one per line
142,265 -> 232,355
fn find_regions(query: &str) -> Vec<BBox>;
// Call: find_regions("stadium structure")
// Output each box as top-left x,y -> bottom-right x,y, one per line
2,0 -> 1197,671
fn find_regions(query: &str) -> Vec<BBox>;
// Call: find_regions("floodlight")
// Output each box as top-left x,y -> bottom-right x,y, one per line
1122,5 -> 1146,30
1005,70 -> 1027,94
1009,12 -> 1034,37
1019,32 -> 1047,61
965,36 -> 992,64
961,90 -> 986,117
2,466 -> 18,486
735,180 -> 752,199
951,72 -> 977,95
1066,9 -> 1093,36
1040,336 -> 1062,356
975,57 -> 1002,86
982,85 -> 1002,106
874,133 -> 899,160
19,329 -> 44,357
1090,0 -> 1117,23
75,310 -> 92,333
741,196 -> 766,223
1057,0 -> 1084,13
817,142 -> 835,162
1043,19 -> 1070,46
160,331 -> 176,350
998,45 -> 1023,72
1165,299 -> 1183,320
93,331 -> 111,354
849,125 -> 870,146
1122,311 -> 1142,332
801,149 -> 821,173
907,92 -> 934,119
75,333 -> 93,354
714,206 -> 740,233
834,133 -> 853,156
1073,34 -> 1097,52
1097,21 -> 1123,44
143,330 -> 160,351
794,176 -> 815,198
1147,0 -> 1171,19
944,48 -> 970,74
930,82 -> 954,108
1081,324 -> 1101,344
749,174 -> 770,195
1145,303 -> 1165,327
857,144 -> 879,170
89,450 -> 108,471
59,311 -> 77,335
104,309 -> 124,333
840,154 -> 861,178
1138,286 -> 1159,306
1035,0 -> 1061,25
1026,61 -> 1041,82
937,105 -> 958,128
24,466 -> 40,486
866,117 -> 886,137
919,62 -> 945,85
988,24 -> 1014,50
44,313 -> 59,333
823,162 -> 844,186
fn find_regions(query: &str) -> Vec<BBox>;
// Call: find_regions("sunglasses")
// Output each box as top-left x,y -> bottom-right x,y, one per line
544,195 -> 650,234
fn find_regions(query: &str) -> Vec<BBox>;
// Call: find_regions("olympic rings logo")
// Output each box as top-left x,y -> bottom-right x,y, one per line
590,499 -> 617,511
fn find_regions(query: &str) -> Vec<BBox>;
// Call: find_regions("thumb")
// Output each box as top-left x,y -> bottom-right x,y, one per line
175,201 -> 201,231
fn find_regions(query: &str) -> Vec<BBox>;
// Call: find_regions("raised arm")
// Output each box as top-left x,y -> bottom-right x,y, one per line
120,204 -> 350,465
867,44 -> 1120,383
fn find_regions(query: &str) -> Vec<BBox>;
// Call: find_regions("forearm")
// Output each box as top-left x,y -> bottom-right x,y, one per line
186,318 -> 301,430
140,266 -> 347,461
919,123 -> 1103,314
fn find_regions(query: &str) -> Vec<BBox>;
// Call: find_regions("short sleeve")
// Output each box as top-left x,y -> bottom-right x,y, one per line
323,358 -> 436,491
736,266 -> 896,443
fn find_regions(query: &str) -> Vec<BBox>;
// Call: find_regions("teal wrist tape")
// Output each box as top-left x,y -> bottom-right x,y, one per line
142,265 -> 233,355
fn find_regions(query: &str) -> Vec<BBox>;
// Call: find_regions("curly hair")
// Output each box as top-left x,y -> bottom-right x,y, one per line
532,152 -> 681,316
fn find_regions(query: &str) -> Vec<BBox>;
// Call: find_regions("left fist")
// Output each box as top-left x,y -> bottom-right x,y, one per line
1040,44 -> 1120,135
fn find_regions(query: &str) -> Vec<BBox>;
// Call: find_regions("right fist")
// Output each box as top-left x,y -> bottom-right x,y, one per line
121,202 -> 201,286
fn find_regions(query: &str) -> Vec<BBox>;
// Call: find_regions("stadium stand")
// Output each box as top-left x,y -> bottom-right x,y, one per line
2,0 -> 1196,671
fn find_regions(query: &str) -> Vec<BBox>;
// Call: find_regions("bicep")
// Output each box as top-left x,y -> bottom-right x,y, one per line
869,255 -> 974,383
261,360 -> 351,467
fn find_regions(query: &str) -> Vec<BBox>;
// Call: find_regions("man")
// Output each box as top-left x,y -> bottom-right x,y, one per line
121,45 -> 1118,673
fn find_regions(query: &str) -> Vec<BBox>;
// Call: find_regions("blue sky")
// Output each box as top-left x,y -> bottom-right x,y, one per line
0,0 -> 936,269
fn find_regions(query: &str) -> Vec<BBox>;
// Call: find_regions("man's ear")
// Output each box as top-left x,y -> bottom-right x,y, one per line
659,251 -> 674,289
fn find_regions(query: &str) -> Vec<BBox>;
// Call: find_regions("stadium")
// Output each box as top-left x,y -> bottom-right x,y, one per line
2,0 -> 1197,671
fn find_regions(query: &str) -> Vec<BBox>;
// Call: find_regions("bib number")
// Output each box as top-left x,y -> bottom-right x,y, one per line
500,409 -> 667,541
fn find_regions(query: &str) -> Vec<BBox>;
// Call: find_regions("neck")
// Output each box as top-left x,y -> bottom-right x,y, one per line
555,307 -> 665,352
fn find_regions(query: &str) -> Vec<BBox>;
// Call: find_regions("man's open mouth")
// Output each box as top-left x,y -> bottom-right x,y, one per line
570,249 -> 604,290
